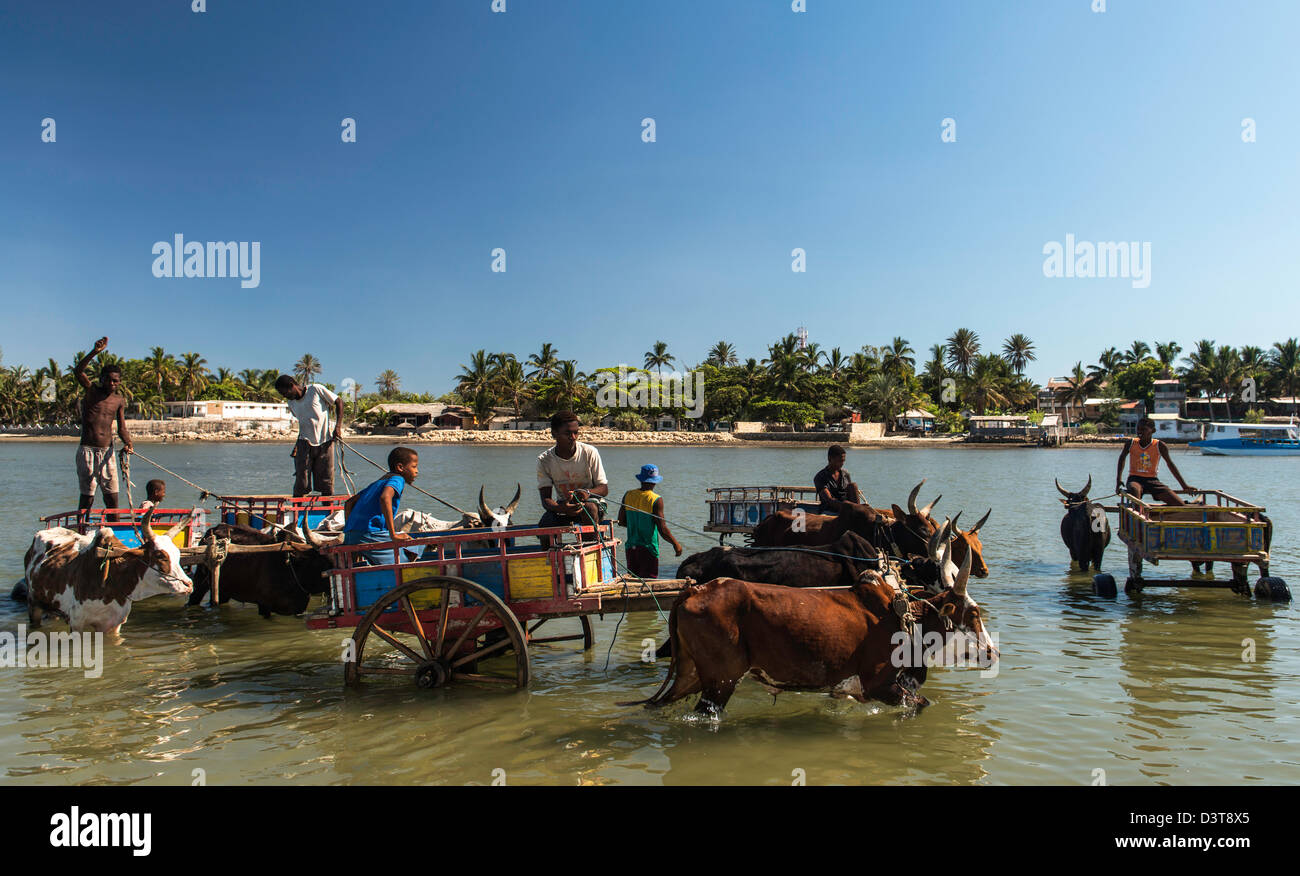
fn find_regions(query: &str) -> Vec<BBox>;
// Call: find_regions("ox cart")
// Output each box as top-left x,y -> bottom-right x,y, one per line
302,520 -> 690,689
40,506 -> 207,549
1092,490 -> 1290,601
704,486 -> 821,542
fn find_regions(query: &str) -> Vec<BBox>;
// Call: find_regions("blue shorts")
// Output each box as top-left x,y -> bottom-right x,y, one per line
343,529 -> 399,567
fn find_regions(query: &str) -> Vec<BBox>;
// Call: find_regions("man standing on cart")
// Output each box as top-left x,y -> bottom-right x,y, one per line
537,411 -> 608,544
276,374 -> 344,497
72,336 -> 133,522
1117,417 -> 1196,505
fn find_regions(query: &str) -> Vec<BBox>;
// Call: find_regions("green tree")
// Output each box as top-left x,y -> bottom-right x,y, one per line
945,328 -> 980,377
1002,333 -> 1036,374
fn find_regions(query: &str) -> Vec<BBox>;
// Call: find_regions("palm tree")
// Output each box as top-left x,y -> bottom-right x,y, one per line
141,346 -> 176,399
493,357 -> 530,419
1124,341 -> 1152,365
1058,362 -> 1093,424
963,354 -> 1011,415
1207,345 -> 1241,421
1089,347 -> 1124,386
706,341 -> 738,368
457,350 -> 493,401
541,360 -> 590,410
845,352 -> 875,386
945,328 -> 980,377
644,341 -> 675,375
177,352 -> 209,402
824,347 -> 848,381
766,353 -> 810,402
1180,339 -> 1218,400
882,337 -> 915,379
1155,341 -> 1182,378
766,334 -> 801,364
1269,338 -> 1300,412
526,343 -> 561,380
922,343 -> 950,403
800,342 -> 824,372
294,354 -> 322,385
860,373 -> 908,430
375,369 -> 401,398
1001,334 -> 1036,375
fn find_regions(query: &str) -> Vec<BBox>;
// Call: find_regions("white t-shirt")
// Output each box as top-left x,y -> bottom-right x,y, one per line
285,384 -> 339,446
537,442 -> 607,499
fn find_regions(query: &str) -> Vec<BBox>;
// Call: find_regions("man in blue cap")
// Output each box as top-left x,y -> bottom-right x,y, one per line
616,464 -> 683,579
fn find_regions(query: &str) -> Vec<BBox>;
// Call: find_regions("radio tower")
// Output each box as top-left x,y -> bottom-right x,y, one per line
796,326 -> 808,350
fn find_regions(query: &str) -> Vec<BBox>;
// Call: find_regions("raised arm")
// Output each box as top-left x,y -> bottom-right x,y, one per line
74,337 -> 108,390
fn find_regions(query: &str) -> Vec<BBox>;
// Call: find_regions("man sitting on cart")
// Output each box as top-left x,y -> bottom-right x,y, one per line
1116,417 -> 1196,506
536,410 -> 608,545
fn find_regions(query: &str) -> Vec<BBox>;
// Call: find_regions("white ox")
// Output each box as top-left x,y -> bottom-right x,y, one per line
23,509 -> 194,635
301,484 -> 522,535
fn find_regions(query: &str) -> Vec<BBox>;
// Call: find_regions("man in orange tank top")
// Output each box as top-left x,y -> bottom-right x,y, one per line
1115,417 -> 1196,505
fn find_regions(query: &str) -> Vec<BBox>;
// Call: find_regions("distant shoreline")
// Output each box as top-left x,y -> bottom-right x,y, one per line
0,431 -> 1133,449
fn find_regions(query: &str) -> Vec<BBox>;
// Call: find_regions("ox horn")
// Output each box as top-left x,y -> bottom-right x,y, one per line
1055,478 -> 1070,498
952,543 -> 973,596
948,511 -> 962,534
136,506 -> 155,547
1081,475 -> 1092,498
505,483 -> 521,518
907,479 -> 926,516
163,508 -> 199,541
928,517 -> 953,562
300,510 -> 341,548
478,486 -> 494,524
919,494 -> 941,518
970,508 -> 992,534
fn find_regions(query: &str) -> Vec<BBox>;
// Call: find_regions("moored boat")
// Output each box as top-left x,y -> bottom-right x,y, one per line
1190,421 -> 1300,456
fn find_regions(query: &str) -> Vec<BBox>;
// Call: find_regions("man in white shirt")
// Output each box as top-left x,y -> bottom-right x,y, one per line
537,411 -> 608,539
276,374 -> 344,497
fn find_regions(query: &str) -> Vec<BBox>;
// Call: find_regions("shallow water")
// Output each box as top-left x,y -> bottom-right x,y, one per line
1,441 -> 1296,785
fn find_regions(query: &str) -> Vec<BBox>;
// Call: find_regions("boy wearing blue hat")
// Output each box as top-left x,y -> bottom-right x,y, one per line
616,464 -> 683,579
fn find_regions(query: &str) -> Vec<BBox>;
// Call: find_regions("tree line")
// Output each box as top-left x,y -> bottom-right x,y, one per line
2,333 -> 1297,429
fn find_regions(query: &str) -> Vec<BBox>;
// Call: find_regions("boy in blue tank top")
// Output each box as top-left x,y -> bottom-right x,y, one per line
343,447 -> 419,566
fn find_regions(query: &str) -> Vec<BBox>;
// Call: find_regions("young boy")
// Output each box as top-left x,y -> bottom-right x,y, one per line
342,447 -> 418,566
144,479 -> 166,509
1116,417 -> 1196,505
616,464 -> 683,579
814,445 -> 865,512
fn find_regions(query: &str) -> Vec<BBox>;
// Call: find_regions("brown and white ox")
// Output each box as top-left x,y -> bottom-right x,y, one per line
629,541 -> 995,716
22,508 -> 194,635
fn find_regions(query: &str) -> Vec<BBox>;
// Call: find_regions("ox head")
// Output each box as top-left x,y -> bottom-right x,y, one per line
478,484 -> 522,531
130,508 -> 194,598
889,479 -> 942,552
1055,476 -> 1092,509
920,542 -> 998,665
950,508 -> 991,579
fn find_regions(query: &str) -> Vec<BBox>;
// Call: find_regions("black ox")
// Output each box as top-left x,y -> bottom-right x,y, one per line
188,523 -> 334,617
1057,476 -> 1110,573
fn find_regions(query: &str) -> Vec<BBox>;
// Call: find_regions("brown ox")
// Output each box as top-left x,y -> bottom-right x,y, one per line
630,545 -> 994,715
752,480 -> 941,555
937,509 -> 992,578
22,508 -> 194,635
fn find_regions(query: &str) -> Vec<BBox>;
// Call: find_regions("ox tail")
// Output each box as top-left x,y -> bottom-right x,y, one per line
617,594 -> 697,708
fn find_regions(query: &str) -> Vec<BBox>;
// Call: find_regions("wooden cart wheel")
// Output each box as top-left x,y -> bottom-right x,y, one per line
344,575 -> 529,690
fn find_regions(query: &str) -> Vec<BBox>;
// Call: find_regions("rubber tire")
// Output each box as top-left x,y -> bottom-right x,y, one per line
1092,573 -> 1117,597
1254,577 -> 1292,603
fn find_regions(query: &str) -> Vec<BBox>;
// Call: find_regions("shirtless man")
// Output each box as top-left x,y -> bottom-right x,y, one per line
73,336 -> 133,521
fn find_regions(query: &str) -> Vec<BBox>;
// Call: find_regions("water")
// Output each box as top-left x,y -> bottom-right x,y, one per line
1,441 -> 1297,785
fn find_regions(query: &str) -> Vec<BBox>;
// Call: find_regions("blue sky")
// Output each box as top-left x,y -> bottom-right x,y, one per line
2,0 -> 1297,392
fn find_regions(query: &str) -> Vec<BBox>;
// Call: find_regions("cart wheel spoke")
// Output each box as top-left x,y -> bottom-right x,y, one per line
444,604 -> 489,660
452,634 -> 515,668
400,595 -> 435,661
368,622 -> 426,665
432,587 -> 452,656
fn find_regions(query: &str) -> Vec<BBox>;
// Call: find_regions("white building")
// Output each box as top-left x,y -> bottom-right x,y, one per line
162,400 -> 293,430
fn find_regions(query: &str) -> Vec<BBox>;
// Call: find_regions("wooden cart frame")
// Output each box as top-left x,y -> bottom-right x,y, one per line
304,520 -> 690,689
1094,489 -> 1290,601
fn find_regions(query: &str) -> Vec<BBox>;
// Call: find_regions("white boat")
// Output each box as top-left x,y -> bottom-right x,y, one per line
1190,421 -> 1300,456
